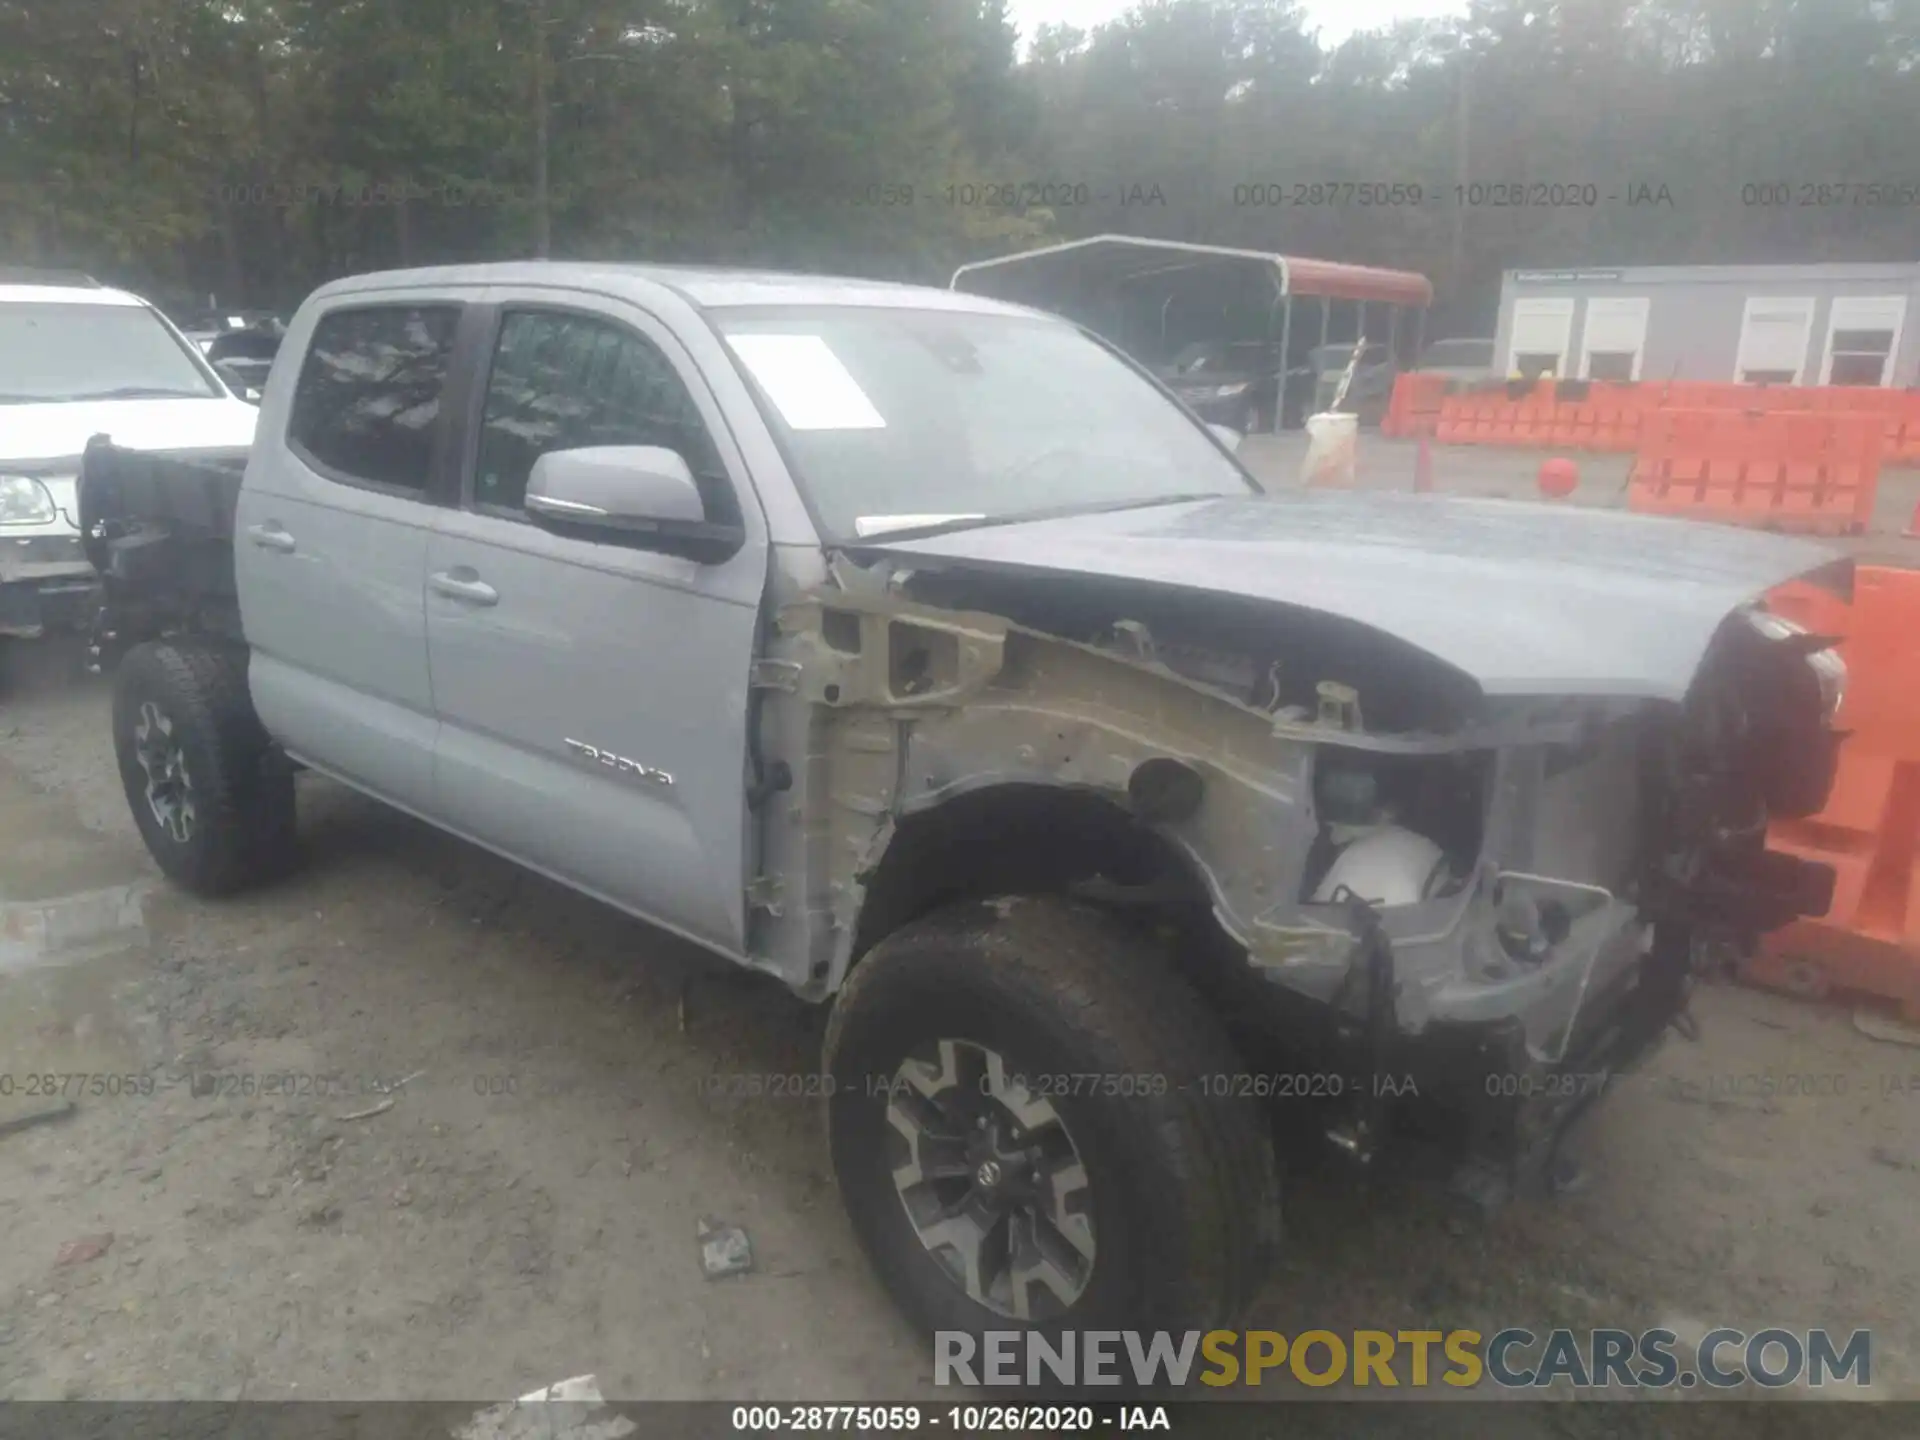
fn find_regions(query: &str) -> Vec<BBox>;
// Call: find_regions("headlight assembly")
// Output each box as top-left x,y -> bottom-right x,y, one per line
0,475 -> 58,527
1806,645 -> 1846,720
1745,607 -> 1847,721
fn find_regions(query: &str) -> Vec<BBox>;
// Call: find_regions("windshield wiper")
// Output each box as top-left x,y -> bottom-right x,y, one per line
61,386 -> 211,401
846,513 -> 999,542
853,513 -> 988,539
845,492 -> 1237,545
1046,490 -> 1248,520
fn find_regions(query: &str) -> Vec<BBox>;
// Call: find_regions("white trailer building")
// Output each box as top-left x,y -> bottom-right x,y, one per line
1494,262 -> 1920,388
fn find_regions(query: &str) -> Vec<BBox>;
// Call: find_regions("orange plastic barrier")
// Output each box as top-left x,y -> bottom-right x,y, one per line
1626,409 -> 1882,534
1423,380 -> 1920,466
1381,373 -> 1450,438
1544,381 -> 1651,452
1434,388 -> 1496,445
1643,383 -> 1920,463
1435,380 -> 1658,453
1752,567 -> 1920,1022
1813,388 -> 1920,465
1435,380 -> 1563,447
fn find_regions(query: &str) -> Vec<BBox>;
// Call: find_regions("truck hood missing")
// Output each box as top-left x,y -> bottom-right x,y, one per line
861,492 -> 1850,702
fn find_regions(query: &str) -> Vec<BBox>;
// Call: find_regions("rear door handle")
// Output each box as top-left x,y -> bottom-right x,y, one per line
429,570 -> 499,607
246,523 -> 296,554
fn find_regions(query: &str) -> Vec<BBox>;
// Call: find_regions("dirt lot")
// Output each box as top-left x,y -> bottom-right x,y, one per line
3,445 -> 1920,1418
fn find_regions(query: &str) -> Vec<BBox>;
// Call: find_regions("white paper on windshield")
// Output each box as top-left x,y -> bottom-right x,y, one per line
725,334 -> 886,431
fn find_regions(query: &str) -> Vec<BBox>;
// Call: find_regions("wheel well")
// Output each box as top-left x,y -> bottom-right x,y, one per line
850,783 -> 1215,963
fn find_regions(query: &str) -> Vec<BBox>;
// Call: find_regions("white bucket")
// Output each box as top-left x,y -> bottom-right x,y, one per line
1301,411 -> 1359,489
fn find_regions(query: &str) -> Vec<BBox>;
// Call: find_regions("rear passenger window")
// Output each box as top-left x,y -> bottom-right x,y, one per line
474,309 -> 738,523
288,305 -> 461,493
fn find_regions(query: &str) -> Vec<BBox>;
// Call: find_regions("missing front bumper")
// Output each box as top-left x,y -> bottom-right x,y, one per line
0,574 -> 101,640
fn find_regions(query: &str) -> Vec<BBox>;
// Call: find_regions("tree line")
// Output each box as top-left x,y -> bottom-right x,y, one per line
2,0 -> 1917,331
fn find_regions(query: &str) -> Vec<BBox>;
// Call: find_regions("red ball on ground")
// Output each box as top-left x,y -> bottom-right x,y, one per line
1538,456 -> 1580,499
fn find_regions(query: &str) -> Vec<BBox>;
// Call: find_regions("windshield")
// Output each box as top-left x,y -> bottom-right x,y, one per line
0,302 -> 219,403
712,306 -> 1255,540
1421,339 -> 1495,368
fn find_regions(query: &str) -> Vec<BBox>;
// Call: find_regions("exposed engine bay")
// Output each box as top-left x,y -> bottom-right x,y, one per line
758,540 -> 1847,1199
894,560 -> 1842,961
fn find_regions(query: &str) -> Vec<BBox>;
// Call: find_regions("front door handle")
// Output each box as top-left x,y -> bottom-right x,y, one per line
429,570 -> 499,607
246,523 -> 296,554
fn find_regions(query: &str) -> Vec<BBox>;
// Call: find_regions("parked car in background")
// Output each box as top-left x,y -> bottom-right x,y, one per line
1155,339 -> 1285,433
0,269 -> 259,642
178,308 -> 286,351
1416,336 -> 1498,385
176,311 -> 289,403
204,324 -> 286,403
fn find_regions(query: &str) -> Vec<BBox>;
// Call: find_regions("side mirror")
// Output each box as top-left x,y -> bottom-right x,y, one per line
1206,422 -> 1245,452
524,445 -> 743,563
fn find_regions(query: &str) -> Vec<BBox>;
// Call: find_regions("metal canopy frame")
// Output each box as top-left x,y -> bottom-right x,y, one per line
950,234 -> 1433,308
950,235 -> 1433,434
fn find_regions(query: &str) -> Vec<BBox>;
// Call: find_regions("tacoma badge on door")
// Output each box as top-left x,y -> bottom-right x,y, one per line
563,737 -> 674,788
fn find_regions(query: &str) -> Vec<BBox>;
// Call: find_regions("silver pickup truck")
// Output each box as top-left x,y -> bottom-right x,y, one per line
78,261 -> 1847,1345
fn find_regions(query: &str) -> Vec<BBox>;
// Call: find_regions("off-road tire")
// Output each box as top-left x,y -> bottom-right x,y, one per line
825,895 -> 1281,1349
112,640 -> 297,896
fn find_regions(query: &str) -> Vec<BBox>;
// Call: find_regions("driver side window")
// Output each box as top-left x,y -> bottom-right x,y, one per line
473,309 -> 738,524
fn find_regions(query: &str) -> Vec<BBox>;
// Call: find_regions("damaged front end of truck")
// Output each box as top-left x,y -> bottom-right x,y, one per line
756,492 -> 1847,1204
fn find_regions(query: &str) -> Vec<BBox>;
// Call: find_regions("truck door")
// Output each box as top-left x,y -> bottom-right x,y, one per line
423,297 -> 767,954
238,299 -> 469,815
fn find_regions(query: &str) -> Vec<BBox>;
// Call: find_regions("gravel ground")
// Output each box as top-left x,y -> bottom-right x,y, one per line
2,481 -> 1919,1424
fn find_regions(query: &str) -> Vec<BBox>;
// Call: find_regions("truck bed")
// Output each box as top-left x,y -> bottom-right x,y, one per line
77,436 -> 252,653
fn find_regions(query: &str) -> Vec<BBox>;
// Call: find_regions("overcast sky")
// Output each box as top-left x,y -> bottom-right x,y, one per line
1008,0 -> 1470,49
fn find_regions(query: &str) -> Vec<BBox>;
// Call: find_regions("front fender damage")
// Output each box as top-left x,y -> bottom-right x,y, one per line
750,552 -> 1841,1199
767,578 -> 1326,995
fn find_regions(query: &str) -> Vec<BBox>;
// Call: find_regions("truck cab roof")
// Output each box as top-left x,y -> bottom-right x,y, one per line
307,261 -> 1045,319
0,265 -> 107,289
0,280 -> 148,309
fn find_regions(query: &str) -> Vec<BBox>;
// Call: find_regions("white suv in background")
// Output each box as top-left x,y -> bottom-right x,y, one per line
1,269 -> 260,641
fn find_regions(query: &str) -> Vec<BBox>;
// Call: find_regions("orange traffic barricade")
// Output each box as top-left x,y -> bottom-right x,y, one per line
1434,388 -> 1496,445
1382,372 -> 1449,438
1547,396 -> 1594,449
1594,386 -> 1649,451
1814,387 -> 1920,465
1421,379 -> 1920,468
1479,383 -> 1533,446
1543,381 -> 1646,452
1627,408 -> 1882,534
1893,391 -> 1920,463
1753,567 -> 1920,1022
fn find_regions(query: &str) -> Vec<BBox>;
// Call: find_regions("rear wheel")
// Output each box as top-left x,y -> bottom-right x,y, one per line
112,640 -> 297,895
825,896 -> 1279,1345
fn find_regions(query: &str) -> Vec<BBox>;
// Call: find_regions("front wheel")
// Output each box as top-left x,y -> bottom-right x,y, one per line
112,640 -> 297,896
824,896 -> 1280,1345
